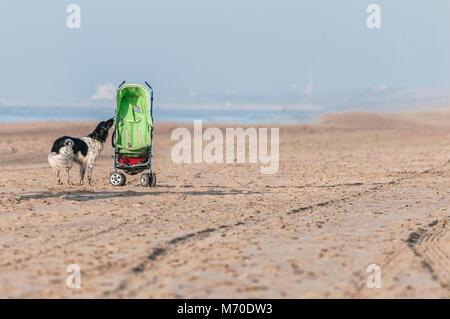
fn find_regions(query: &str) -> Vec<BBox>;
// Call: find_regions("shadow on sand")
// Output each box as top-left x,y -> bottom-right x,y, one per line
17,186 -> 261,202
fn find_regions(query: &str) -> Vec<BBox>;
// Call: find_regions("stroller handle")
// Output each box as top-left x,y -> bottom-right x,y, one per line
118,81 -> 152,91
144,81 -> 153,91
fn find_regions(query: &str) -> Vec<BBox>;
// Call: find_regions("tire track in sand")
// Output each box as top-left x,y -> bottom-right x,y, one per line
406,218 -> 450,288
287,160 -> 450,215
103,221 -> 247,297
350,217 -> 449,298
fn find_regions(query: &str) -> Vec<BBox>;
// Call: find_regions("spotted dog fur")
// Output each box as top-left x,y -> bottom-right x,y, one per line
48,118 -> 114,185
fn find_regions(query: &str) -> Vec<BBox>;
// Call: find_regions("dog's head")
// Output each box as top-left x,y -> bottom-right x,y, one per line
88,118 -> 114,143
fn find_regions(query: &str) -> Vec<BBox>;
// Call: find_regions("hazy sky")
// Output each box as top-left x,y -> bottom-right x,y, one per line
1,0 -> 449,106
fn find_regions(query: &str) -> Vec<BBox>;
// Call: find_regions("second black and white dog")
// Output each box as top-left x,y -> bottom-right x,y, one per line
48,118 -> 114,185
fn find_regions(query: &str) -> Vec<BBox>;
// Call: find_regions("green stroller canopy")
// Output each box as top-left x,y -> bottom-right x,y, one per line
115,85 -> 153,157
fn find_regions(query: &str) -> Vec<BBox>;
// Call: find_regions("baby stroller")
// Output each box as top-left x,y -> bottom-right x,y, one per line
109,81 -> 156,187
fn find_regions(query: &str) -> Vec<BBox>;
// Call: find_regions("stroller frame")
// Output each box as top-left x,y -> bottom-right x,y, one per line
110,81 -> 156,187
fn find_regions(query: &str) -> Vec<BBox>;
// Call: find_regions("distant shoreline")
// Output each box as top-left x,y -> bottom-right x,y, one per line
1,108 -> 450,131
1,105 -> 450,125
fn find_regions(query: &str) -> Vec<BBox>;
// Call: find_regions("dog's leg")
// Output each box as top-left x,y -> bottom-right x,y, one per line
56,169 -> 62,185
79,165 -> 86,185
87,162 -> 95,185
66,168 -> 72,185
67,158 -> 73,185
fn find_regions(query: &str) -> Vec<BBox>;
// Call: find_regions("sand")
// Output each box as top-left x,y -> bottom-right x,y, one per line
0,110 -> 449,298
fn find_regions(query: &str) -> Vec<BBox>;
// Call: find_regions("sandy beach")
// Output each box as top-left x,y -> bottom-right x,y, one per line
0,110 -> 449,298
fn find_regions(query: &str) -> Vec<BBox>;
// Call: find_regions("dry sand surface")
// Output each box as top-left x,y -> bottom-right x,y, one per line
0,110 -> 449,298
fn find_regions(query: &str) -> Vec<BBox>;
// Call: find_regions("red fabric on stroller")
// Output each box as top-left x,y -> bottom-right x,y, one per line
118,155 -> 148,166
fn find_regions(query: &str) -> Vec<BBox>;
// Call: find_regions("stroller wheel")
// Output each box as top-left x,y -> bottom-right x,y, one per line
120,173 -> 126,185
150,173 -> 157,187
110,172 -> 126,186
140,173 -> 150,187
141,173 -> 156,187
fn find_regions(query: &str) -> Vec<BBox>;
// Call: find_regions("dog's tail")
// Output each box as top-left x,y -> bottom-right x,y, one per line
48,151 -> 58,170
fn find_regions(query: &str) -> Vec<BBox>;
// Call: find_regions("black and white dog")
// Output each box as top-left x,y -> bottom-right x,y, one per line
48,118 -> 114,185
